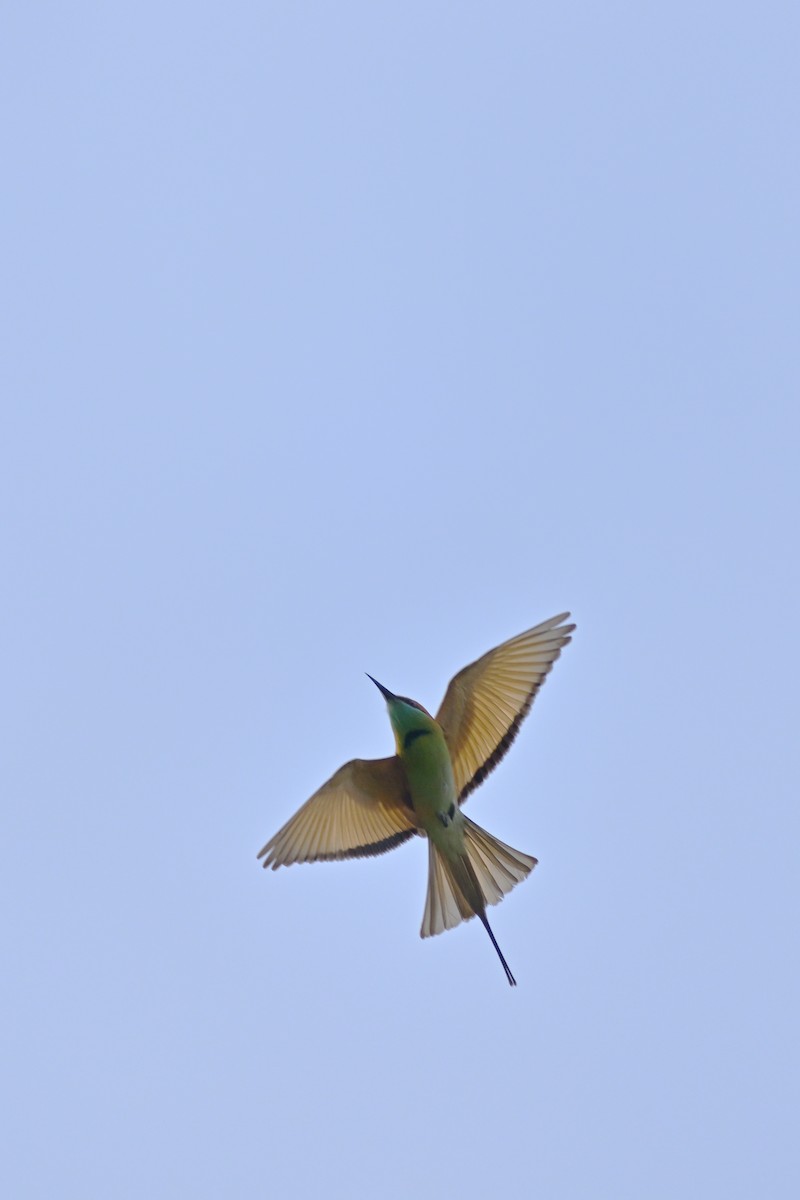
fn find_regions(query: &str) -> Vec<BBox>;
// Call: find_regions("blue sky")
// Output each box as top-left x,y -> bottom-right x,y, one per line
2,3 -> 798,1197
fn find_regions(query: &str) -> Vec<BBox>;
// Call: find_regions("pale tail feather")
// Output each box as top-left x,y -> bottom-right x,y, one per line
461,816 -> 537,908
421,840 -> 473,937
420,818 -> 537,938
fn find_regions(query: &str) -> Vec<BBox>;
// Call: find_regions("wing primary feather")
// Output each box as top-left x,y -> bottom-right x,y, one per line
257,756 -> 417,869
435,614 -> 575,804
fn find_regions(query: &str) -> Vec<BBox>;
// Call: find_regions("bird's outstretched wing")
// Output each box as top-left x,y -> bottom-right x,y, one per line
257,756 -> 418,869
436,613 -> 575,804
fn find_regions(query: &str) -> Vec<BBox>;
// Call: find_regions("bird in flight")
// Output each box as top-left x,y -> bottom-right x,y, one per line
258,613 -> 575,986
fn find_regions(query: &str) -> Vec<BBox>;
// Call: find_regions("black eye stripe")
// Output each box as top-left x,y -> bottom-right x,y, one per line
403,729 -> 431,750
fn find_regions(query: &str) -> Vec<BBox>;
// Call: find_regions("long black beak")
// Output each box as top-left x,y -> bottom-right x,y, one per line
366,674 -> 396,702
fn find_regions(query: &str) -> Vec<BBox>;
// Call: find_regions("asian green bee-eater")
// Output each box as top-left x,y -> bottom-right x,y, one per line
258,613 -> 574,986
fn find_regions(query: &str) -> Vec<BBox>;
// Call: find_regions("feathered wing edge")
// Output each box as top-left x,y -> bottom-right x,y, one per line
257,756 -> 417,869
436,612 -> 575,805
420,816 -> 537,938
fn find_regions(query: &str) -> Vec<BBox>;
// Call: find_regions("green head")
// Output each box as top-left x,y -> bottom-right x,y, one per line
366,675 -> 438,755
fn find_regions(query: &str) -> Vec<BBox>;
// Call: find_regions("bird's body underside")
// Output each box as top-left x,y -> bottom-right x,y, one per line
258,612 -> 575,985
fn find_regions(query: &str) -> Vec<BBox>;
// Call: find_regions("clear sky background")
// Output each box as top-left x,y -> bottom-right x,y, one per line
3,4 -> 798,1198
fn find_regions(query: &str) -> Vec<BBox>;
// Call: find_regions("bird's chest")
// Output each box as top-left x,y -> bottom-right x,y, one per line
402,733 -> 457,827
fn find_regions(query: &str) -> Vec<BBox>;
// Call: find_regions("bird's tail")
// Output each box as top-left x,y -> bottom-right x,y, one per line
420,817 -> 537,970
